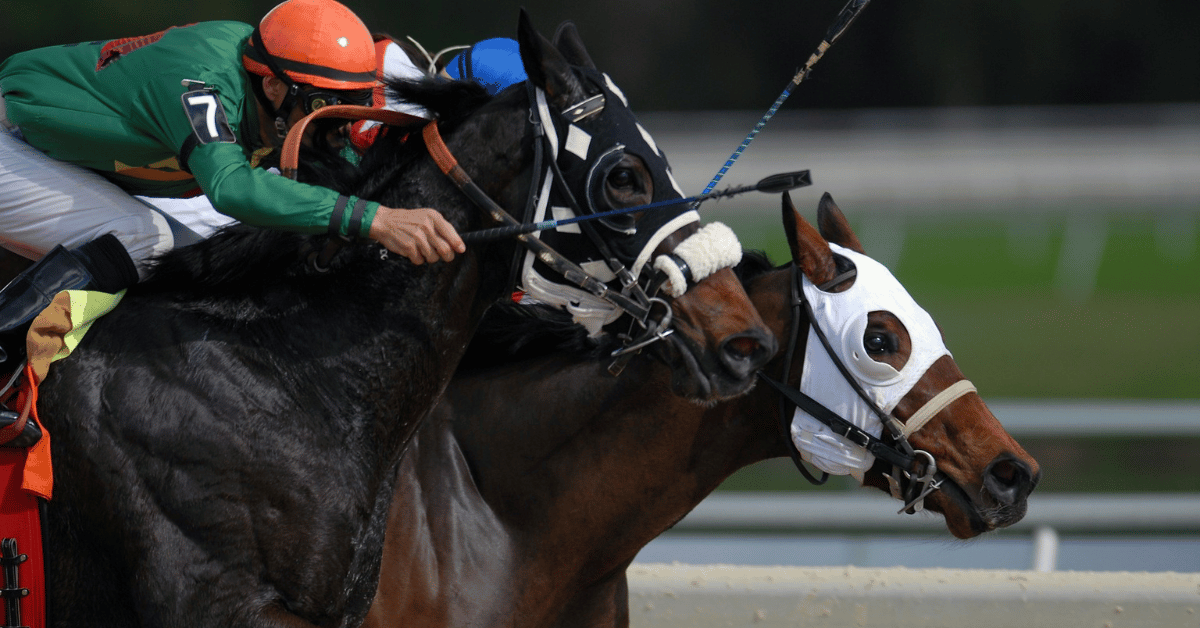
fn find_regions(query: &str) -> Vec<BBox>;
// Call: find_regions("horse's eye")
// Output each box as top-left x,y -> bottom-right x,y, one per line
863,332 -> 895,354
608,167 -> 634,189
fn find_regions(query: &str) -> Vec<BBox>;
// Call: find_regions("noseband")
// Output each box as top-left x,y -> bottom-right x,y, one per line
757,262 -> 977,514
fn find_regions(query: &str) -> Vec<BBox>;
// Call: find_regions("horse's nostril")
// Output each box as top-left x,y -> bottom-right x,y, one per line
725,336 -> 761,360
720,331 -> 775,379
992,460 -> 1018,485
984,457 -> 1035,506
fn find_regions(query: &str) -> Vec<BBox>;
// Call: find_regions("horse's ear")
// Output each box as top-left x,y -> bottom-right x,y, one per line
783,192 -> 839,286
518,9 -> 587,109
816,192 -> 865,254
552,21 -> 597,70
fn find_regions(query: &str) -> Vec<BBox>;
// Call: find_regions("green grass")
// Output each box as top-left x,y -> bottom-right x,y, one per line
727,211 -> 1200,400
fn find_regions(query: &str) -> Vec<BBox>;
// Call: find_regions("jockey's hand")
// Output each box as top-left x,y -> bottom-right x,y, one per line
369,206 -> 466,265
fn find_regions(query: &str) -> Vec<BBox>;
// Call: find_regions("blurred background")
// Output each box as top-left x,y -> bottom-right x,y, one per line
4,0 -> 1198,571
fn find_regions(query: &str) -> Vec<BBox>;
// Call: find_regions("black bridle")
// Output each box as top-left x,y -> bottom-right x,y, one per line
423,79 -> 705,356
756,261 -> 943,515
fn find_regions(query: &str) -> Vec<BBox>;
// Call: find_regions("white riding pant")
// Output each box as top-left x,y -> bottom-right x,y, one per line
0,91 -> 236,279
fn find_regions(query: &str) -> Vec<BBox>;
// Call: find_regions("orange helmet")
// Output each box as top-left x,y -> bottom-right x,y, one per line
243,0 -> 377,91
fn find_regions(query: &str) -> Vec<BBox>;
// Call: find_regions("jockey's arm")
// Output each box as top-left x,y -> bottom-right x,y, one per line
186,141 -> 463,263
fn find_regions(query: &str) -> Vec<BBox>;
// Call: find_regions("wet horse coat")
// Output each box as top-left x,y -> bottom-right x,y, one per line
365,194 -> 1040,628
19,13 -> 771,628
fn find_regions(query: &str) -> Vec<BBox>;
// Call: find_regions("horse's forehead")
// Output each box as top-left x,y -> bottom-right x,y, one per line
579,70 -> 686,195
538,67 -> 695,267
817,244 -> 934,331
804,243 -> 949,391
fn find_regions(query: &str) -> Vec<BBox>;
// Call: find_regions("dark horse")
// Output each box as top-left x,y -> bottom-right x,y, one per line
364,193 -> 1040,628
17,13 -> 773,628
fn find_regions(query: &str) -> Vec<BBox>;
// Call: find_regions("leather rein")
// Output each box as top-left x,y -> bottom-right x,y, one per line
278,103 -> 654,323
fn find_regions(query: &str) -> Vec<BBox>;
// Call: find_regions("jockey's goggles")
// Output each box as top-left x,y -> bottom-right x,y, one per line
300,87 -> 373,114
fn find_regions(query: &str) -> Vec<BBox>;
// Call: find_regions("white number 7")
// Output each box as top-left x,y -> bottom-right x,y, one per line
187,94 -> 221,139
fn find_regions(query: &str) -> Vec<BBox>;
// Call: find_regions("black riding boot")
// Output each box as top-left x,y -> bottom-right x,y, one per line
0,233 -> 139,372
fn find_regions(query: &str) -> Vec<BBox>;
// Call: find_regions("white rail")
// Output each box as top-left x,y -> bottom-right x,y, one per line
626,563 -> 1200,628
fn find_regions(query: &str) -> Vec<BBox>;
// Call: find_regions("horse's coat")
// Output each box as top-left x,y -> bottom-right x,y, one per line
22,12 -> 771,627
364,194 -> 1040,628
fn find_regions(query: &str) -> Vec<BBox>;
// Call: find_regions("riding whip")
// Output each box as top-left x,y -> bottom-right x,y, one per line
698,0 -> 872,197
459,170 -> 811,244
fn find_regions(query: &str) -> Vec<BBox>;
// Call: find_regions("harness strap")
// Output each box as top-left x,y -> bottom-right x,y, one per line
277,104 -> 425,271
769,263 -> 829,485
902,379 -> 977,438
759,372 -> 916,470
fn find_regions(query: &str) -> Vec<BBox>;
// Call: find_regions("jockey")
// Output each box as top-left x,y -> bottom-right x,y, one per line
0,0 -> 465,372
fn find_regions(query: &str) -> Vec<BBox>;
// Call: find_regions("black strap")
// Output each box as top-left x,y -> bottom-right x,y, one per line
771,264 -> 828,485
667,254 -> 692,286
328,195 -> 351,235
758,372 -> 915,470
347,198 -> 369,238
459,43 -> 474,82
1,538 -> 28,627
308,195 -> 353,273
799,282 -> 914,455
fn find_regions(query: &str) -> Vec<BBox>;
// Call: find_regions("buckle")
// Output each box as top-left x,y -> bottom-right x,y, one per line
562,94 -> 605,123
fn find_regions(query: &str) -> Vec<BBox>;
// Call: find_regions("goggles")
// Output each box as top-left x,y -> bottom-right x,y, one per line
300,88 -> 373,114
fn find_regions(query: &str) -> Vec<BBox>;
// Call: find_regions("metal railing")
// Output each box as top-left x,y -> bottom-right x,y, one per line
672,492 -> 1200,572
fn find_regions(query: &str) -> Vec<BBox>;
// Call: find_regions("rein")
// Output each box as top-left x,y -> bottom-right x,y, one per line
757,262 -> 976,515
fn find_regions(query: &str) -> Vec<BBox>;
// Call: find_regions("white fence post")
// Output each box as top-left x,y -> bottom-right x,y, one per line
1031,525 -> 1060,572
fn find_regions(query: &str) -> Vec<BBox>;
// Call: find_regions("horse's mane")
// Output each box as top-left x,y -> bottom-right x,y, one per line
136,77 -> 493,295
735,249 -> 777,283
457,249 -> 779,371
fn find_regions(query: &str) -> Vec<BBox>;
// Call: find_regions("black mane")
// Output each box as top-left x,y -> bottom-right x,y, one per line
137,77 -> 494,295
735,249 -> 777,283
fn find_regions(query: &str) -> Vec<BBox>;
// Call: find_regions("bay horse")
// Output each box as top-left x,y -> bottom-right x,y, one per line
17,12 -> 773,628
364,193 -> 1040,628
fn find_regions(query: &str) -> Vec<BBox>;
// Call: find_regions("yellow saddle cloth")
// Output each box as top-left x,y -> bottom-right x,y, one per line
27,289 -> 125,384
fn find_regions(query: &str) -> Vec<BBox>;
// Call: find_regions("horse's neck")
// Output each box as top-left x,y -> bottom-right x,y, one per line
447,355 -> 776,565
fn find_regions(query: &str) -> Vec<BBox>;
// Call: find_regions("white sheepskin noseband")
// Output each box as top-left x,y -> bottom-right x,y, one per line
651,222 -> 743,298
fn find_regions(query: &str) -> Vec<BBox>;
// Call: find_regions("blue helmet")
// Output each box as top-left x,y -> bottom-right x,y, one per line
445,37 -> 527,95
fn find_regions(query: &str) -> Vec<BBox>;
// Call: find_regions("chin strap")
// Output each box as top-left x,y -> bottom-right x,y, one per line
250,27 -> 303,140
